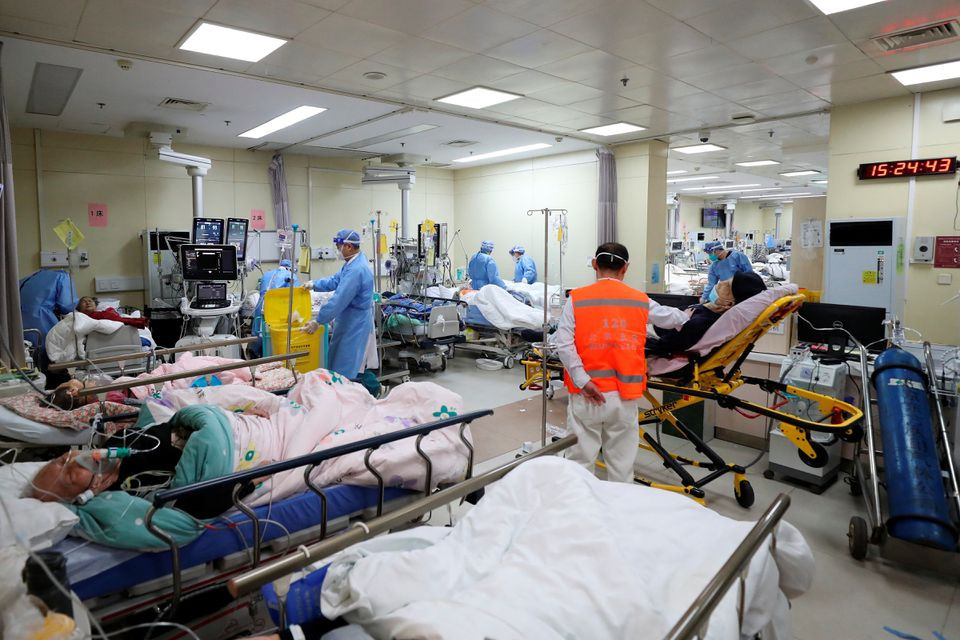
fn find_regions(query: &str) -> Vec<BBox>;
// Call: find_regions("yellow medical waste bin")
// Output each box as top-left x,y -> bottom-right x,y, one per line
263,288 -> 324,373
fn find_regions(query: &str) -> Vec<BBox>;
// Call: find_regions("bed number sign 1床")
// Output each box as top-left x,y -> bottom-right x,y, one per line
857,157 -> 957,180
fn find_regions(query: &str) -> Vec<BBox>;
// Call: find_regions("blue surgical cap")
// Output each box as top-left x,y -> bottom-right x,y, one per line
704,241 -> 724,253
334,229 -> 362,246
279,259 -> 292,268
510,245 -> 525,254
480,240 -> 495,253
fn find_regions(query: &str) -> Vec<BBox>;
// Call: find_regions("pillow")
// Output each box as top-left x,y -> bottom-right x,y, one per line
0,462 -> 78,550
0,393 -> 131,430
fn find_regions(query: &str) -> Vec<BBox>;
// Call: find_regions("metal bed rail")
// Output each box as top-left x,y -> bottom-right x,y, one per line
48,336 -> 258,371
144,408 -> 492,619
79,351 -> 306,396
664,493 -> 791,640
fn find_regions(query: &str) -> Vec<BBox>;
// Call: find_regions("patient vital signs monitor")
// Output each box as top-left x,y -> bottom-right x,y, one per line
192,218 -> 224,245
225,218 -> 249,261
180,245 -> 238,281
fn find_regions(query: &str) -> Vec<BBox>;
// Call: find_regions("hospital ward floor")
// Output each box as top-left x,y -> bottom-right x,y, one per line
424,357 -> 960,640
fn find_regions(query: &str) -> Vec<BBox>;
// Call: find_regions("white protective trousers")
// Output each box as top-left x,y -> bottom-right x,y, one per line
565,391 -> 640,483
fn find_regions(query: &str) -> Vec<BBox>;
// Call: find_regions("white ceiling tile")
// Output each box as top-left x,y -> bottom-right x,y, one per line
762,42 -> 870,76
644,0 -> 740,21
257,41 -> 360,78
325,59 -> 420,90
339,0 -> 474,35
108,0 -> 219,17
485,29 -> 592,68
0,15 -> 77,40
664,92 -> 737,115
368,37 -> 473,74
526,82 -> 604,105
0,0 -> 88,26
488,69 -> 570,94
521,104 -> 591,125
246,63 -> 324,86
685,64 -> 778,91
555,113 -> 617,130
646,45 -> 752,79
808,74 -> 912,105
486,97 -> 557,117
296,13 -> 407,58
537,49 -> 635,82
713,77 -> 800,101
736,89 -> 828,112
606,22 -> 714,65
566,94 -> 639,115
298,0 -> 350,10
205,0 -> 330,38
781,58 -> 884,89
382,74 -> 471,100
549,0 -> 678,49
685,0 -> 818,42
422,5 -> 539,53
725,17 -> 849,61
618,78 -> 701,107
74,0 -> 198,57
432,55 -> 528,84
578,65 -> 660,91
478,0 -> 596,28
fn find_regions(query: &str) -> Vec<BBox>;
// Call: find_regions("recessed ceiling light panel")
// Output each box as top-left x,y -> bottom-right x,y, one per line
453,143 -> 551,163
811,179 -> 829,184
673,143 -> 727,154
779,170 -> 820,177
580,122 -> 646,136
179,22 -> 287,62
808,0 -> 887,15
683,183 -> 760,191
239,106 -> 326,139
735,160 -> 780,167
667,176 -> 720,183
436,86 -> 522,109
666,170 -> 688,175
891,59 -> 960,85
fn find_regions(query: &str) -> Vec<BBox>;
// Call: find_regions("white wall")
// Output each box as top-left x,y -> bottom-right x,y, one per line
453,150 -> 598,289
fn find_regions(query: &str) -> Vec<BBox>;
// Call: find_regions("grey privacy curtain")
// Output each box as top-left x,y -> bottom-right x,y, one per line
268,153 -> 292,260
0,42 -> 24,367
597,148 -> 617,244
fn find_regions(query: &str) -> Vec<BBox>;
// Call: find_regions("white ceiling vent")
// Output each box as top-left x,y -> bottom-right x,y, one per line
872,19 -> 960,52
443,139 -> 478,147
158,97 -> 209,112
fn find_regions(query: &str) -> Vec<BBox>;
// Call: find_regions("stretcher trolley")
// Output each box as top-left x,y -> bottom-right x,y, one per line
629,291 -> 864,508
846,341 -> 960,574
518,342 -> 564,399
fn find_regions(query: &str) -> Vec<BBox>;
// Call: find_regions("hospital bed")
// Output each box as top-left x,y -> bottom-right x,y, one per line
218,437 -> 808,640
457,305 -> 547,369
379,294 -> 465,373
632,285 -> 864,507
80,409 -> 490,638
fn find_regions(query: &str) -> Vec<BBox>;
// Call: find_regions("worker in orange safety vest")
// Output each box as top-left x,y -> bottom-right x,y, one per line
554,242 -> 692,482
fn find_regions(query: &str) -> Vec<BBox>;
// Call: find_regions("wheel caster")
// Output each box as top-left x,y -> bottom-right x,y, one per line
440,356 -> 447,372
762,469 -> 775,480
504,355 -> 516,369
401,375 -> 411,383
847,474 -> 863,497
545,385 -> 555,400
848,516 -> 868,560
735,479 -> 755,508
797,440 -> 829,468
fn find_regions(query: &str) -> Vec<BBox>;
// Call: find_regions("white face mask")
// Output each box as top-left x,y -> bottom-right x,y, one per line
512,254 -> 520,263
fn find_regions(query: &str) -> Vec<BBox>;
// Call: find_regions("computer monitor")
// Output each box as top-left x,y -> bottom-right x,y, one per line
724,240 -> 734,249
192,218 -> 224,245
702,208 -> 726,228
225,218 -> 249,261
784,239 -> 792,248
796,302 -> 886,352
696,232 -> 706,241
670,241 -> 683,251
180,244 -> 238,281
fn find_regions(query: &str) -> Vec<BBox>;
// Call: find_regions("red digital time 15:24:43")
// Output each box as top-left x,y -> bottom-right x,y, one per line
861,157 -> 955,178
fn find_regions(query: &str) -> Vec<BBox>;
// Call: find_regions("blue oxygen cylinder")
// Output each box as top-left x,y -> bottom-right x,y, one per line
871,348 -> 957,551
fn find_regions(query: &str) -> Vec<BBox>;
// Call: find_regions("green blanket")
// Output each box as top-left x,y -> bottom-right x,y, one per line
69,405 -> 235,550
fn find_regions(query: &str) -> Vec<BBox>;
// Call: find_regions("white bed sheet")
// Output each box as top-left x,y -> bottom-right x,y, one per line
0,406 -> 91,445
319,457 -> 813,640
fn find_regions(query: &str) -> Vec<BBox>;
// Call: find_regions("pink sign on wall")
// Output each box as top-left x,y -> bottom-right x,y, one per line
251,209 -> 266,230
87,203 -> 108,227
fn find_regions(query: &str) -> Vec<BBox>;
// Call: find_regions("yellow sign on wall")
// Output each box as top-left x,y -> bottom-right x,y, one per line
53,219 -> 84,250
862,270 -> 878,284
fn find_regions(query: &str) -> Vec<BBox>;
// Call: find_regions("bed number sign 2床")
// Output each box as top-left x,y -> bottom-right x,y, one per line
857,157 -> 957,180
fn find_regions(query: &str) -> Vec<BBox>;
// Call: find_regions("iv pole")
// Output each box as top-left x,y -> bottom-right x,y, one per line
527,208 -> 568,447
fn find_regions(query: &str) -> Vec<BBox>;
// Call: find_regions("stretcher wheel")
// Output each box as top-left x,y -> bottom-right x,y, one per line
846,474 -> 863,497
546,385 -> 555,400
797,440 -> 829,468
503,355 -> 516,369
734,479 -> 755,508
839,423 -> 863,443
848,516 -> 868,560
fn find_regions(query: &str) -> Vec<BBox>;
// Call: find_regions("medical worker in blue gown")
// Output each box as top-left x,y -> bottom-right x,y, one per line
468,240 -> 507,289
509,245 -> 537,284
249,259 -> 299,358
19,269 -> 78,347
303,229 -> 373,380
700,241 -> 754,303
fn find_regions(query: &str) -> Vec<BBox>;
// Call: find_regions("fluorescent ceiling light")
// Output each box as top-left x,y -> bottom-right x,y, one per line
779,170 -> 819,177
673,143 -> 726,154
239,106 -> 326,139
741,192 -> 812,199
780,200 -> 794,203
734,159 -> 780,167
811,179 -> 828,184
705,188 -> 783,194
453,143 -> 551,163
179,22 -> 287,62
683,183 -> 760,191
808,0 -> 887,15
891,59 -> 960,85
436,86 -> 522,109
666,170 -> 688,175
667,176 -> 720,183
789,194 -> 827,198
580,122 -> 646,136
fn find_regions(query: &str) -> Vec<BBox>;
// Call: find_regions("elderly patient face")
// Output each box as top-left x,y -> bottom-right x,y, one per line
31,451 -> 118,503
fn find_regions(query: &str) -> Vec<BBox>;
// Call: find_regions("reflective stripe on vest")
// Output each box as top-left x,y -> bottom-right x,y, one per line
564,279 -> 650,400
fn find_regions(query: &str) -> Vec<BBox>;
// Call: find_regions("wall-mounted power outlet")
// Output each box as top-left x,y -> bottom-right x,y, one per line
95,276 -> 144,292
937,273 -> 953,285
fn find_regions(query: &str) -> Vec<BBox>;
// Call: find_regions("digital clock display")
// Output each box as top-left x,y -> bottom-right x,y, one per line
858,157 -> 957,180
